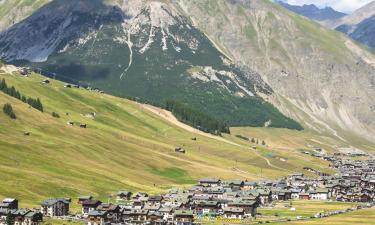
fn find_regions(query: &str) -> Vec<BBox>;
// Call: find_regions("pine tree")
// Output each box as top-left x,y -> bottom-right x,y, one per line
0,79 -> 6,90
3,103 -> 16,119
262,140 -> 266,146
251,138 -> 255,143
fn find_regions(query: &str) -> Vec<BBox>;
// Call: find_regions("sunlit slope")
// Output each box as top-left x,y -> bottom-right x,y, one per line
0,71 -> 309,206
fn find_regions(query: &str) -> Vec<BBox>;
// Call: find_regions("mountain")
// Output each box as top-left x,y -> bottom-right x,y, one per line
0,0 -> 374,144
276,1 -> 347,21
0,0 -> 302,130
0,67 -> 336,207
0,0 -> 50,32
174,0 -> 375,144
334,1 -> 375,49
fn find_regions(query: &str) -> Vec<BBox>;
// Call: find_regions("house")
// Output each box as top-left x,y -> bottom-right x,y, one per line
96,204 -> 121,223
310,188 -> 329,200
82,200 -> 102,215
195,201 -> 220,214
173,210 -> 194,225
78,196 -> 93,204
227,200 -> 257,217
12,209 -> 43,225
147,211 -> 164,224
175,147 -> 186,154
117,191 -> 132,201
23,210 -> 43,225
198,178 -> 221,187
127,209 -> 148,222
41,198 -> 70,217
0,198 -> 18,210
223,207 -> 245,219
41,79 -> 50,84
87,210 -> 108,225
159,207 -> 174,222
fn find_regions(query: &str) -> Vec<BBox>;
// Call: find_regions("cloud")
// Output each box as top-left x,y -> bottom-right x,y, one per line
284,0 -> 374,13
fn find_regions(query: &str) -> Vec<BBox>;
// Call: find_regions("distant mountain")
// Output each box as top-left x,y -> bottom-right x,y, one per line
334,1 -> 375,49
276,1 -> 347,21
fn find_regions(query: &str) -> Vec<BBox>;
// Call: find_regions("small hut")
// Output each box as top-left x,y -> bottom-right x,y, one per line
175,147 -> 186,154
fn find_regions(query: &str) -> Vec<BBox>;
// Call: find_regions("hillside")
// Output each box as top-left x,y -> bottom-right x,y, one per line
0,0 -> 50,31
0,0 -> 302,130
175,0 -> 375,144
334,1 -> 375,49
0,68 -> 337,208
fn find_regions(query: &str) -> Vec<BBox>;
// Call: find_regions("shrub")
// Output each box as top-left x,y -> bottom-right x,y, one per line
3,103 -> 16,119
52,112 -> 60,118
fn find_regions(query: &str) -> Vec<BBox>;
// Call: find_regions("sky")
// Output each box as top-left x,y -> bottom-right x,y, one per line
281,0 -> 374,13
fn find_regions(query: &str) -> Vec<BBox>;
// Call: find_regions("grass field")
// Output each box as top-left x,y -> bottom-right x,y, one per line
269,207 -> 375,225
0,69 -> 371,215
0,71 -> 336,211
258,200 -> 358,219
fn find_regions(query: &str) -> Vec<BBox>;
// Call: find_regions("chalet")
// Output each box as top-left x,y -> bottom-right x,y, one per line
41,198 -> 70,217
116,191 -> 132,201
22,210 -> 43,225
78,196 -> 93,204
310,188 -> 329,200
12,209 -> 43,225
175,147 -> 186,154
0,198 -> 18,210
195,201 -> 220,214
147,211 -> 163,224
223,207 -> 245,219
87,210 -> 108,225
82,200 -> 102,215
173,210 -> 194,224
227,200 -> 257,217
147,196 -> 163,205
242,181 -> 257,190
159,207 -> 173,222
198,178 -> 221,187
96,204 -> 121,223
127,209 -> 148,222
19,68 -> 30,76
41,79 -> 50,84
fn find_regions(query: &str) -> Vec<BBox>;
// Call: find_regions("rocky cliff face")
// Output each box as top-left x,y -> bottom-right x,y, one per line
174,0 -> 375,143
0,0 -> 374,143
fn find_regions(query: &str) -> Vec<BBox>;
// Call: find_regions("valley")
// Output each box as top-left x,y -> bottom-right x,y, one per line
0,0 -> 374,225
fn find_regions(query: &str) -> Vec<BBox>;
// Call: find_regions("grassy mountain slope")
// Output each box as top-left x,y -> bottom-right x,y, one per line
0,69 -> 334,208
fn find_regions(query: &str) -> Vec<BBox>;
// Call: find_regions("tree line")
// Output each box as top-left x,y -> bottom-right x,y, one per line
0,78 -> 43,112
165,100 -> 230,135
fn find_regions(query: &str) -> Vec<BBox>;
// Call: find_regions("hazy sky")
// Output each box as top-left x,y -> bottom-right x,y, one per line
283,0 -> 374,13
